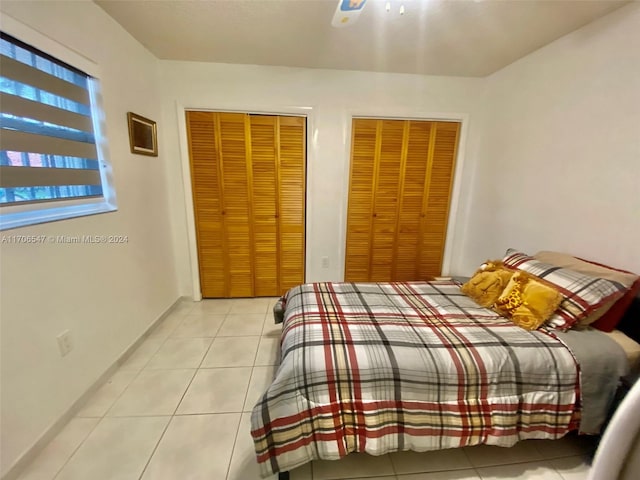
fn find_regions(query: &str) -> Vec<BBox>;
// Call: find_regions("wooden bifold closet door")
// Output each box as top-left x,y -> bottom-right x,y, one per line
345,118 -> 460,282
186,111 -> 305,298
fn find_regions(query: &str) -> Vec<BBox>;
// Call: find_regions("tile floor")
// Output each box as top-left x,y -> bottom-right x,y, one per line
16,298 -> 597,480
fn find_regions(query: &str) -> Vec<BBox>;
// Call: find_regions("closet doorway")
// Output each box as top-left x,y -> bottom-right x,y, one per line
344,118 -> 460,282
186,111 -> 306,298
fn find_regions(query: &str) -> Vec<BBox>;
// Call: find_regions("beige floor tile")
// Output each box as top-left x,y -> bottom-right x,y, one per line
218,314 -> 266,337
476,461 -> 563,480
463,440 -> 543,468
147,314 -> 185,341
76,370 -> 139,417
145,337 -> 212,369
227,413 -> 270,480
16,418 -> 100,480
226,412 -> 309,480
119,338 -> 165,371
141,413 -> 241,480
176,367 -> 252,414
390,447 -> 472,474
170,314 -> 226,338
400,470 -> 480,480
107,369 -> 195,416
54,417 -> 169,480
244,366 -> 277,412
190,299 -> 235,315
335,477 -> 396,480
262,316 -> 283,337
255,336 -> 280,366
267,301 -> 280,319
313,453 -> 395,479
330,475 -> 396,480
549,455 -> 591,480
201,336 -> 260,367
229,297 -> 273,314
169,300 -> 196,316
532,434 -> 596,459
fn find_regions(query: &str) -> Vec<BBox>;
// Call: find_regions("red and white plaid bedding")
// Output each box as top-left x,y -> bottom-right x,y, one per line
251,281 -> 580,476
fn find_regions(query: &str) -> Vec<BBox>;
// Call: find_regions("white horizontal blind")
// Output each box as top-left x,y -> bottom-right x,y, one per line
0,32 -> 103,206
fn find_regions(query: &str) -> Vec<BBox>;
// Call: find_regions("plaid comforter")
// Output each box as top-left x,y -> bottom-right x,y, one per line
251,281 -> 580,476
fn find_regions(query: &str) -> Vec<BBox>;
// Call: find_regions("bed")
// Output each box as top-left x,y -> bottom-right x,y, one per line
250,250 -> 639,478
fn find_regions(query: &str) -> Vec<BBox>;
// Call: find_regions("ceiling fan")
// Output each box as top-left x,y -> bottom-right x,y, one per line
331,0 -> 405,28
331,0 -> 368,27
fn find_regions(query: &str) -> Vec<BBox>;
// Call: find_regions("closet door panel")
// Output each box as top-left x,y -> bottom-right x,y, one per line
278,116 -> 306,293
345,118 -> 460,283
394,121 -> 432,281
250,115 -> 279,297
345,119 -> 377,282
189,112 -> 306,297
419,122 -> 460,278
370,120 -> 404,282
186,112 -> 226,298
219,113 -> 254,297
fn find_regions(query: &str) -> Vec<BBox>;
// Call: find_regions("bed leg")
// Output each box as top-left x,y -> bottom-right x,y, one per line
278,472 -> 290,480
273,298 -> 285,324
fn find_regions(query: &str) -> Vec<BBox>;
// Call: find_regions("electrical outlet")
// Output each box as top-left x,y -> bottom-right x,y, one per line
56,330 -> 73,357
321,256 -> 330,268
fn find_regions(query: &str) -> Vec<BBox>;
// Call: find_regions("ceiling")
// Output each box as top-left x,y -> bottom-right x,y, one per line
95,0 -> 628,77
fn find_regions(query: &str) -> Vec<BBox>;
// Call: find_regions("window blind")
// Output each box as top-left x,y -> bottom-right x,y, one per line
0,32 -> 103,206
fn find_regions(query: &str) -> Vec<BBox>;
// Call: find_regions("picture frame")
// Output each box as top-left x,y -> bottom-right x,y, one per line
127,112 -> 158,156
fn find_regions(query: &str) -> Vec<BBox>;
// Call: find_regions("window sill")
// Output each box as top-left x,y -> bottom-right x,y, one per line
0,198 -> 117,231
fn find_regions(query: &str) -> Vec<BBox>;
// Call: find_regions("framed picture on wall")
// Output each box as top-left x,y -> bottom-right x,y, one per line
127,112 -> 158,156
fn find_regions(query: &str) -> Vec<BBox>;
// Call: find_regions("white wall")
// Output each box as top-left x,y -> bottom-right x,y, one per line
0,1 -> 178,475
159,62 -> 486,296
462,3 -> 640,274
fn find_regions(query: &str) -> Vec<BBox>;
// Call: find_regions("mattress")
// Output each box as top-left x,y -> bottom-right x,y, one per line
602,329 -> 640,371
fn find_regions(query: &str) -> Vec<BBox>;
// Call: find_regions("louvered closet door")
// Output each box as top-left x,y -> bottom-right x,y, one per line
345,118 -> 459,282
418,122 -> 460,279
370,120 -> 405,282
394,121 -> 432,281
250,115 -> 279,296
278,116 -> 306,292
187,111 -> 306,298
218,113 -> 254,297
185,112 -> 226,298
344,119 -> 377,282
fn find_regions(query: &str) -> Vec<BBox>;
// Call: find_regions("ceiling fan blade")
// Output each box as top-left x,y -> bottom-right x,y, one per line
331,0 -> 368,28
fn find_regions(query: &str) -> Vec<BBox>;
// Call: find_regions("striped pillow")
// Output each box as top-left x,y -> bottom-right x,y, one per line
503,249 -> 627,330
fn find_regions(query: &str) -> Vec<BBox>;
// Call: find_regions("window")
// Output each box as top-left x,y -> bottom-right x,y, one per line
0,29 -> 115,230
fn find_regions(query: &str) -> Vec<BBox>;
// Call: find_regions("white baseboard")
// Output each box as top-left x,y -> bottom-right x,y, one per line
1,296 -> 189,480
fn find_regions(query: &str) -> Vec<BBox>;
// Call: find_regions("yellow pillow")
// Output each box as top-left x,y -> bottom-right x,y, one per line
461,260 -> 514,308
494,272 -> 563,331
